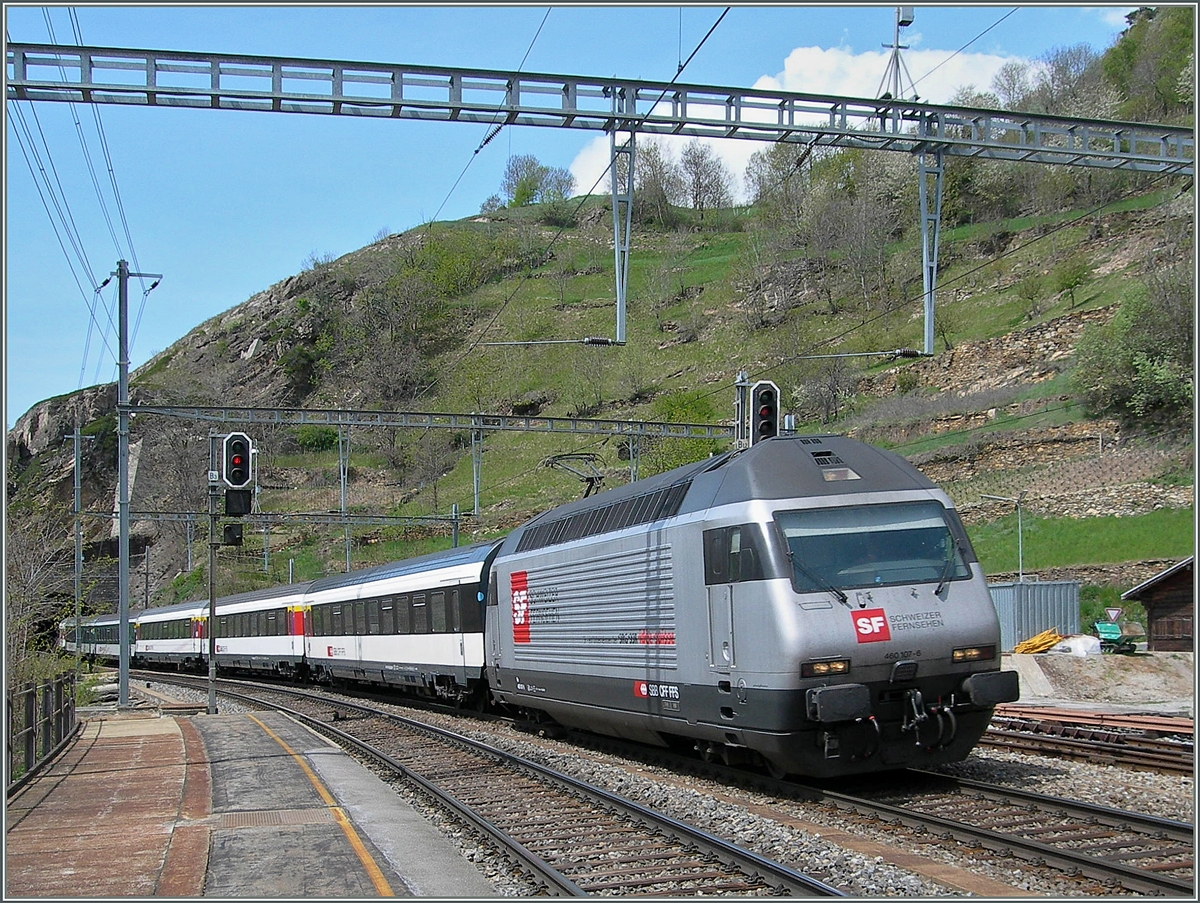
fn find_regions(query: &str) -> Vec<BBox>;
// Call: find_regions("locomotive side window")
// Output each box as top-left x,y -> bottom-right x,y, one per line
777,501 -> 971,593
703,525 -> 767,584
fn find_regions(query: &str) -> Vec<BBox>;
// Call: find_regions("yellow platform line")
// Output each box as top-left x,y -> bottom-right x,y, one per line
248,713 -> 394,896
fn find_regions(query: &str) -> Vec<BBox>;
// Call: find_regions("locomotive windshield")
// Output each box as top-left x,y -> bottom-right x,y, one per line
777,500 -> 970,593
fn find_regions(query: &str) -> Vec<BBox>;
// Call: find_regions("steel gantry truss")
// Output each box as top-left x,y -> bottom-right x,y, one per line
7,42 -> 1195,352
132,404 -> 736,516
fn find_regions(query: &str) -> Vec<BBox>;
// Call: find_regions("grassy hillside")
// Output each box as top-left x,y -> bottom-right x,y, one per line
173,184 -> 1191,601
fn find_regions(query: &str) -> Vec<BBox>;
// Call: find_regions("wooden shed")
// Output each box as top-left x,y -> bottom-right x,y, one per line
1121,557 -> 1194,652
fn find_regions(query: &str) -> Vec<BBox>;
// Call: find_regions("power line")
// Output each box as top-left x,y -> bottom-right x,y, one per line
910,8 -> 1019,93
416,6 -> 733,392
693,168 -> 1182,408
428,7 -> 553,226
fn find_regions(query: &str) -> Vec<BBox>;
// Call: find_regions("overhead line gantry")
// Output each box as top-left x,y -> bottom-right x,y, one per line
7,42 -> 1195,353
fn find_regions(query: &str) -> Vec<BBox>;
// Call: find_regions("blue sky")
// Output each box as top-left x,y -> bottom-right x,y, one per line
5,4 -> 1138,428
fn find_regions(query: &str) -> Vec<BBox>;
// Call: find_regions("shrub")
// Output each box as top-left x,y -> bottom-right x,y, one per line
294,425 -> 339,452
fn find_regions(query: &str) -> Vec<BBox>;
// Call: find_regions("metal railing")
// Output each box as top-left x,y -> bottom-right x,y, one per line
6,674 -> 79,797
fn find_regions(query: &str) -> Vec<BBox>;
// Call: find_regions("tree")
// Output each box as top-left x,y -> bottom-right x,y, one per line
1052,254 -> 1091,308
6,502 -> 74,687
1072,263 -> 1194,424
1102,6 -> 1195,121
633,138 -> 686,227
678,139 -> 733,220
793,356 -> 861,424
992,60 -> 1033,110
500,154 -> 575,207
744,142 -> 809,234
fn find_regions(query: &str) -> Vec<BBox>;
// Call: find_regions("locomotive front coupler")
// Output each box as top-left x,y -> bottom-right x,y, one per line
900,688 -> 930,745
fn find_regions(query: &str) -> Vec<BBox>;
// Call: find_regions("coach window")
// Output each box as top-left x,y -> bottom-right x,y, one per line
380,598 -> 394,635
429,591 -> 445,633
412,593 -> 428,633
449,589 -> 461,633
366,599 -> 380,635
331,605 -> 344,636
313,606 -> 327,637
266,612 -> 278,636
396,596 -> 411,634
352,601 -> 364,636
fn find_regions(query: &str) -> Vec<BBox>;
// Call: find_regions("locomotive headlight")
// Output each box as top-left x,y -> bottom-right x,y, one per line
952,644 -> 996,663
801,658 -> 851,678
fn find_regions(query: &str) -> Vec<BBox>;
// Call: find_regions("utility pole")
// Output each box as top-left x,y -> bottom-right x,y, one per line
114,259 -> 161,708
67,425 -> 95,683
983,491 -> 1027,582
733,370 -> 750,450
207,432 -> 219,714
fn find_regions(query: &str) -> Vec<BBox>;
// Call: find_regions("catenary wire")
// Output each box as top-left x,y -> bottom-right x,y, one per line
909,8 -> 1019,94
414,7 -> 732,402
691,167 -> 1183,406
427,7 -> 553,227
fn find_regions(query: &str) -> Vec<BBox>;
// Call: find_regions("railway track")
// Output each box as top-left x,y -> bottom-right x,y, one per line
139,672 -> 1194,896
833,771 -> 1194,897
567,733 -> 1196,897
986,706 -> 1194,775
141,672 -> 842,896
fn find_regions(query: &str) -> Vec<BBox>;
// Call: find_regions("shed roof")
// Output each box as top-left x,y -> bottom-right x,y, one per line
1121,557 -> 1194,601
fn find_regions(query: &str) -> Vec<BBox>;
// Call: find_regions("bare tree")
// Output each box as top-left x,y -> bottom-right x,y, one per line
794,357 -> 861,424
633,138 -> 686,227
992,60 -> 1033,110
6,502 -> 74,686
679,139 -> 733,220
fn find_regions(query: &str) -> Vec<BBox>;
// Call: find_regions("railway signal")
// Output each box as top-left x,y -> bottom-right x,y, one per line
750,381 -> 780,445
222,432 -> 253,517
222,432 -> 252,489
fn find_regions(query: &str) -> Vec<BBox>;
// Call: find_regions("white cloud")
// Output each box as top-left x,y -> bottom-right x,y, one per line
567,44 -> 1027,205
1100,7 -> 1137,29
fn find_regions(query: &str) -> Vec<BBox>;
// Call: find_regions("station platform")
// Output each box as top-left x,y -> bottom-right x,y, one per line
5,709 -> 499,898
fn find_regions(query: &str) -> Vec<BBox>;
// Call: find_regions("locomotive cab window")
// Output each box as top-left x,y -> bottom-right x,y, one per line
703,524 -> 768,584
777,501 -> 971,593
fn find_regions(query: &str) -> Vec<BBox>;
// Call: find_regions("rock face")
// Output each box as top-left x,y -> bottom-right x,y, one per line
8,384 -> 117,463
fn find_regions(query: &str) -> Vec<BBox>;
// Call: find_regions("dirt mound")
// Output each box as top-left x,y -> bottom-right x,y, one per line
1034,652 -> 1195,705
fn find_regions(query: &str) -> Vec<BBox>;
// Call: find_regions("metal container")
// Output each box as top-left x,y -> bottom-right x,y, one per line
988,580 -> 1081,651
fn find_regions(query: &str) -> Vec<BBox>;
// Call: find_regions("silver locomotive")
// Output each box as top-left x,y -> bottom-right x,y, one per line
486,434 -> 1018,778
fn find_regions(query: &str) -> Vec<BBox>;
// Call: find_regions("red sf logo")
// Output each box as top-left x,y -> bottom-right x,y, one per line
511,571 -> 530,644
853,608 -> 891,643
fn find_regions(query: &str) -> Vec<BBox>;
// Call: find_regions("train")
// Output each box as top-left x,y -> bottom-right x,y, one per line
62,434 -> 1019,778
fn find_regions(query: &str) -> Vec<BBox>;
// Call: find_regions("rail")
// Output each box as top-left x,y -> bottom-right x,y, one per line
6,675 -> 80,798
